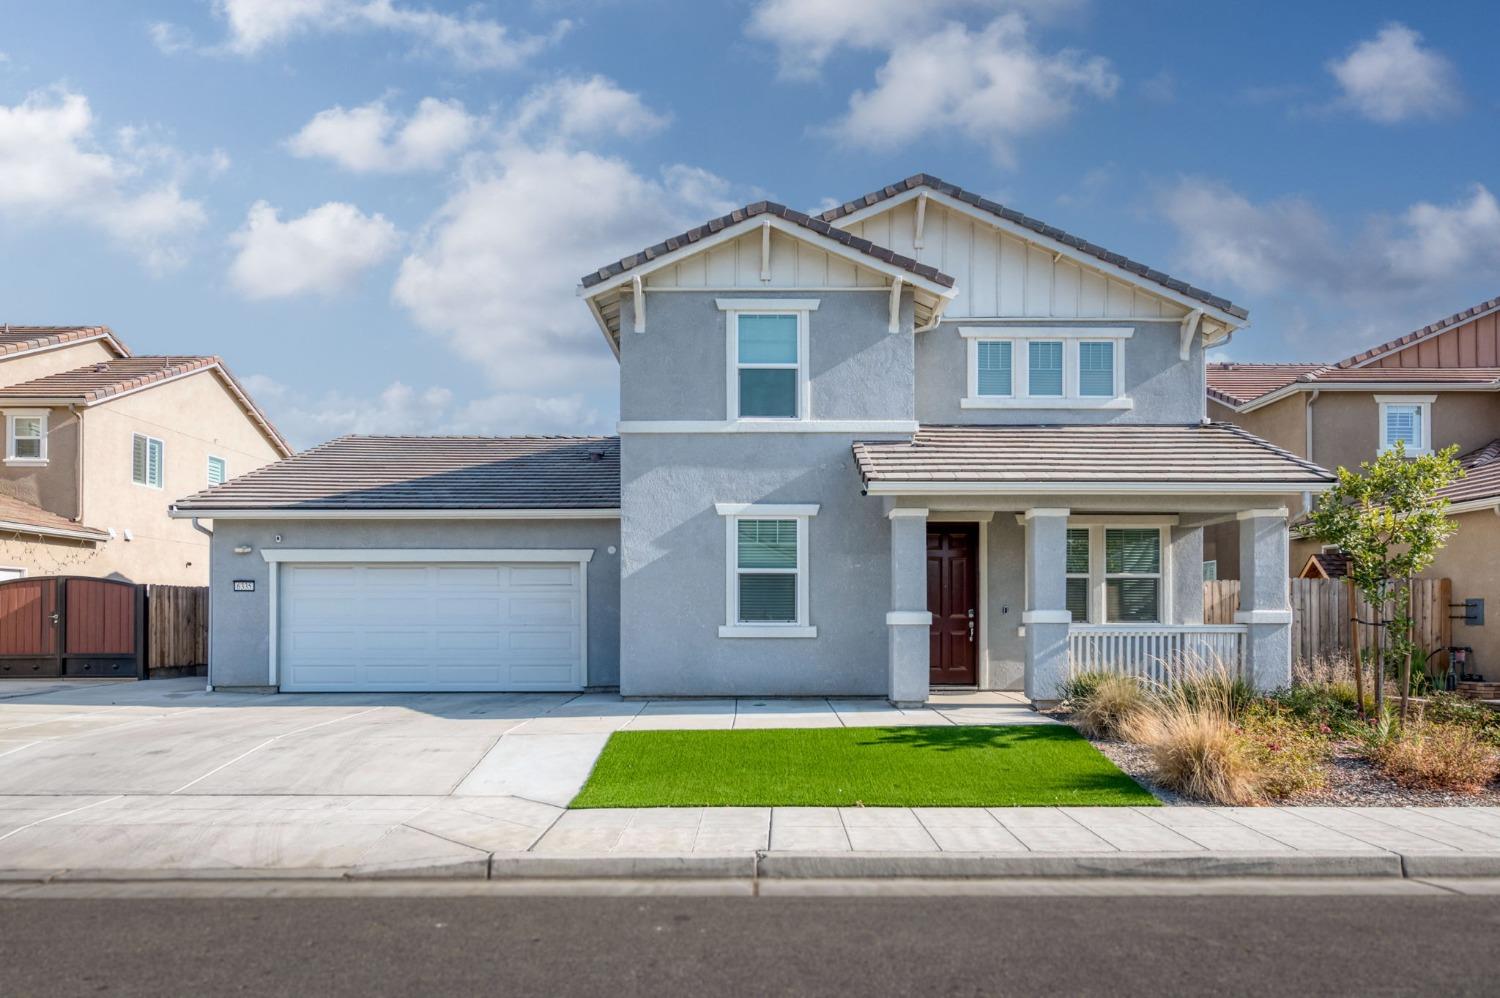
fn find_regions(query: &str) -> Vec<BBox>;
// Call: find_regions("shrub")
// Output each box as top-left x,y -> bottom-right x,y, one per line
1175,670 -> 1255,718
1369,722 -> 1500,793
1070,674 -> 1149,741
1128,699 -> 1258,805
1060,671 -> 1107,706
1420,692 -> 1500,746
1238,710 -> 1330,800
1262,682 -> 1363,738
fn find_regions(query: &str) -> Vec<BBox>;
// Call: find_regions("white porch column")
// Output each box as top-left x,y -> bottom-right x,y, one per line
887,507 -> 931,707
1022,508 -> 1071,704
1236,508 -> 1292,691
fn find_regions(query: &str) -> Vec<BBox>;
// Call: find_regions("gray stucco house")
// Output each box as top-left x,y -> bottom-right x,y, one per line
173,174 -> 1334,704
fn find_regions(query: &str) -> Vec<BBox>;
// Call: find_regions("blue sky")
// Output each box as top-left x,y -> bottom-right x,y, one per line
1,1 -> 1497,447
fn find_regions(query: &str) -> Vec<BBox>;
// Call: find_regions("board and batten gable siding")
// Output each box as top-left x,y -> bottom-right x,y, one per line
641,227 -> 891,290
836,199 -> 1191,321
618,289 -> 916,423
1359,308 -> 1500,368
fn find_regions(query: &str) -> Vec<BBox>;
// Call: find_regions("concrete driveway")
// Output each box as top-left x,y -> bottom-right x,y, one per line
0,678 -> 1050,878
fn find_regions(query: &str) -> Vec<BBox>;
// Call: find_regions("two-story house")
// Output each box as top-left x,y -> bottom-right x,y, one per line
1206,295 -> 1500,673
0,325 -> 290,584
176,175 -> 1332,703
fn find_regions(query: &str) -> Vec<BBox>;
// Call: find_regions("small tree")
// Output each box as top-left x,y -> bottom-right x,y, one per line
1308,441 -> 1462,723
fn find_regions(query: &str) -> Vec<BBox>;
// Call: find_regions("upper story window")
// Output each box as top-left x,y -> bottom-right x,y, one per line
718,299 -> 817,422
207,455 -> 227,486
1060,524 -> 1167,625
132,433 -> 164,489
961,327 -> 1132,410
1377,395 -> 1434,455
4,411 -> 48,466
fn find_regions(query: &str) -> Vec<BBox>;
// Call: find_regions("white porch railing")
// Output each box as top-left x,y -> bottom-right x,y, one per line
1067,624 -> 1248,684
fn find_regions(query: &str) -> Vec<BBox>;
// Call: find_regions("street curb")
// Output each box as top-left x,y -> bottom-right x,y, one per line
489,854 -> 757,879
1400,854 -> 1500,878
755,852 -> 1404,879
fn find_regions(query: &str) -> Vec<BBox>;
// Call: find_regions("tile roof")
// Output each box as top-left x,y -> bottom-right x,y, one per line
1300,549 -> 1349,579
0,356 -> 293,457
852,424 -> 1334,488
1207,363 -> 1328,405
818,174 -> 1248,320
1336,294 -> 1500,369
1207,364 -> 1500,407
0,491 -> 108,541
580,200 -> 955,290
0,325 -> 129,359
1439,438 -> 1500,508
173,435 -> 621,512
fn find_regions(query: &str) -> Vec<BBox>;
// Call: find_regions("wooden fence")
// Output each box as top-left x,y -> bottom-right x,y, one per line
1204,578 -> 1453,669
146,585 -> 208,673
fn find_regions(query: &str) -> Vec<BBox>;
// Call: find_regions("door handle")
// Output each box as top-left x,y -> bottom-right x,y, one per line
968,620 -> 975,642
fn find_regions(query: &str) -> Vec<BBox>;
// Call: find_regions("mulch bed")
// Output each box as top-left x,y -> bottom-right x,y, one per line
1070,720 -> 1500,807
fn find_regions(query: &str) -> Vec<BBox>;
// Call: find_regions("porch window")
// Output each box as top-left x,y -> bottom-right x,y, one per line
1104,528 -> 1161,623
1377,395 -> 1433,455
1065,528 -> 1090,621
5,411 -> 47,464
716,502 -> 817,638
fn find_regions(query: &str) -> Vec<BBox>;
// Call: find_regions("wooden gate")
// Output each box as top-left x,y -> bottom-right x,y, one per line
0,577 -> 145,679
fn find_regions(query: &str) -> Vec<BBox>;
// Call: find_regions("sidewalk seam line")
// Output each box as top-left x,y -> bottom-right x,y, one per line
0,794 -> 125,843
167,706 -> 385,795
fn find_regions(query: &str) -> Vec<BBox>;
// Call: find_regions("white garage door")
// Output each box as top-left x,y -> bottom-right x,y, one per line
279,562 -> 584,692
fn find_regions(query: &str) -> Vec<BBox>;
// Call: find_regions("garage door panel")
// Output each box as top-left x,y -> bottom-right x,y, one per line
280,560 -> 584,692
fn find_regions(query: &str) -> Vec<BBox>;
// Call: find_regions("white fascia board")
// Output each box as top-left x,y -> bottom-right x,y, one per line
826,187 -> 1243,328
170,507 -> 621,520
0,519 -> 107,542
578,214 -> 956,303
1233,380 -> 1500,413
617,419 -> 918,435
715,298 -> 821,311
715,502 -> 819,517
1442,497 -> 1500,516
957,326 -> 1134,339
863,481 -> 1336,496
262,548 -> 597,564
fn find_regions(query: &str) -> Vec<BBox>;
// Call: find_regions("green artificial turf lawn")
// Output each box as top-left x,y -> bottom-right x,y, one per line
570,724 -> 1157,808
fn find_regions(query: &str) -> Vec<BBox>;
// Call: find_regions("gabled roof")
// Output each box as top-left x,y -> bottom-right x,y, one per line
172,435 -> 620,515
0,356 -> 292,457
0,325 -> 129,360
0,491 -> 109,542
1336,294 -> 1500,369
580,200 -> 955,292
1439,438 -> 1500,511
1208,361 -> 1500,410
852,423 -> 1334,494
1207,363 -> 1328,406
1299,549 -> 1348,580
818,174 -> 1248,321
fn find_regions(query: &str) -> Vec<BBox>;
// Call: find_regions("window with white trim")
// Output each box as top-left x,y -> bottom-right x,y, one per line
1377,395 -> 1433,455
132,433 -> 164,488
5,411 -> 47,465
716,503 -> 817,637
207,455 -> 227,486
1202,560 -> 1218,582
719,302 -> 817,422
962,327 -> 1131,409
1063,524 -> 1168,624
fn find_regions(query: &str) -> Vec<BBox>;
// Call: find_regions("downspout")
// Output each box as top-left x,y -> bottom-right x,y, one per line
189,515 -> 214,691
1301,389 -> 1320,514
68,404 -> 84,526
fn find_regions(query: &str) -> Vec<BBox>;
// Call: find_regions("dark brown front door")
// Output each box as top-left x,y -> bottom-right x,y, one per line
927,525 -> 978,686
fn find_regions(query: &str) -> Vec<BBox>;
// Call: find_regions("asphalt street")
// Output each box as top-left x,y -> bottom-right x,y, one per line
2,890 -> 1497,996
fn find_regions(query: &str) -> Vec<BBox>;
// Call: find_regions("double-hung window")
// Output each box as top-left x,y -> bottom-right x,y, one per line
1377,395 -> 1433,455
962,327 -> 1130,408
719,300 -> 817,422
716,503 -> 817,638
132,433 -> 164,489
4,411 -> 47,465
1061,524 -> 1167,624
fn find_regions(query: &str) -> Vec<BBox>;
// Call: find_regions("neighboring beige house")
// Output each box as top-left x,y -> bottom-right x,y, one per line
0,326 -> 290,584
1206,295 -> 1500,668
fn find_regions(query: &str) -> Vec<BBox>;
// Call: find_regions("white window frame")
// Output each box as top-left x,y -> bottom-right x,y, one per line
1065,527 -> 1091,622
960,326 -> 1133,410
132,433 -> 165,489
715,501 -> 818,638
1202,559 -> 1218,582
1376,395 -> 1434,456
718,299 -> 817,423
1066,523 -> 1172,625
207,454 -> 227,486
4,410 -> 48,466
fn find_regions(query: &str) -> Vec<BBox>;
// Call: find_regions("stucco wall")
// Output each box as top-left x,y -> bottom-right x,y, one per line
0,341 -> 117,388
916,319 -> 1207,425
0,406 -> 80,519
1311,391 -> 1500,477
77,370 -> 284,584
619,289 -> 915,422
1428,509 -> 1500,678
207,518 -> 622,690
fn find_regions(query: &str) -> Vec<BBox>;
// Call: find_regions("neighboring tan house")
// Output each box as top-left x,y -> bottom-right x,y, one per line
176,174 -> 1332,703
1206,295 -> 1500,669
0,325 -> 291,584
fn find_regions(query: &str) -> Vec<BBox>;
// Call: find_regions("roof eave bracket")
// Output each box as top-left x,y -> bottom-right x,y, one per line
888,278 -> 904,334
631,276 -> 645,334
1179,308 -> 1205,361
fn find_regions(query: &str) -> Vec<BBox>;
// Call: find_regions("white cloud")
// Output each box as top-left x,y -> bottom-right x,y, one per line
508,76 -> 670,144
827,14 -> 1116,163
243,375 -> 607,447
0,88 -> 208,271
1160,178 -> 1500,328
203,0 -> 566,69
1327,23 -> 1460,123
288,97 -> 480,173
745,0 -> 1084,80
229,200 -> 400,299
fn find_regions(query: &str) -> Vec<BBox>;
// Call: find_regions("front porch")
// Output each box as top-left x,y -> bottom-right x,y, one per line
854,424 -> 1336,708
